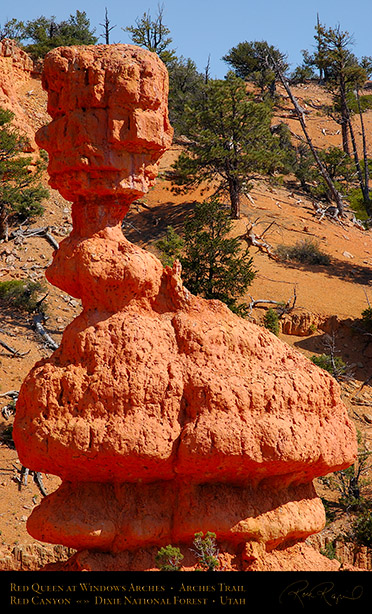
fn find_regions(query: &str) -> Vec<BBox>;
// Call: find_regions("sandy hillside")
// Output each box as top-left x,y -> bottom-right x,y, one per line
1,71 -> 372,569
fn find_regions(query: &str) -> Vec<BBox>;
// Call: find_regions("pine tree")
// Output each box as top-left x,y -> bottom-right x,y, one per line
305,23 -> 369,155
157,198 -> 255,316
15,11 -> 97,58
293,145 -> 355,202
171,73 -> 293,218
0,108 -> 48,237
305,22 -> 372,210
222,40 -> 288,97
167,56 -> 205,136
0,18 -> 25,42
123,4 -> 176,66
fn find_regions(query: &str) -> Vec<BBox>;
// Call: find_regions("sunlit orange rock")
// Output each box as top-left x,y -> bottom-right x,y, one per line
0,38 -> 36,150
35,44 -> 172,202
13,44 -> 356,571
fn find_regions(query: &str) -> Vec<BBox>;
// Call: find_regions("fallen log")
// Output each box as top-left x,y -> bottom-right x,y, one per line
238,219 -> 279,260
32,314 -> 59,350
247,287 -> 297,317
10,226 -> 60,250
0,390 -> 19,399
0,339 -> 29,357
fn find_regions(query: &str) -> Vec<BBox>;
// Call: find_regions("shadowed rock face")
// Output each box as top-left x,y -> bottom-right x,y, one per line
13,44 -> 356,572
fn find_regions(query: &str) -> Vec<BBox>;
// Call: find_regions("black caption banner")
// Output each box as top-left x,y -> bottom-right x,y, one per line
1,571 -> 370,612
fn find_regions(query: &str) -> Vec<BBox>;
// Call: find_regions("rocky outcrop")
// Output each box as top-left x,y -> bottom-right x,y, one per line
309,534 -> 372,571
0,543 -> 75,571
0,39 -> 36,149
35,44 -> 172,202
13,44 -> 357,571
280,308 -> 342,336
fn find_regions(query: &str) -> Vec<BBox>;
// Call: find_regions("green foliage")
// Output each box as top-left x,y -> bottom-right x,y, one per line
171,73 -> 294,218
167,56 -> 205,136
360,56 -> 372,78
321,498 -> 338,525
0,108 -> 48,235
191,532 -> 220,571
319,431 -> 371,512
0,18 -> 25,42
318,146 -> 355,184
170,198 -> 255,316
0,279 -> 45,312
155,226 -> 184,267
310,354 -> 348,379
293,145 -> 355,201
276,239 -> 331,266
14,11 -> 97,58
345,93 -> 372,115
302,19 -> 371,171
290,63 -> 316,84
347,187 -> 371,223
263,308 -> 280,336
306,22 -> 367,89
155,545 -> 184,571
320,541 -> 338,561
222,40 -> 288,96
361,306 -> 372,331
347,512 -> 372,548
123,5 -> 176,66
155,532 -> 220,571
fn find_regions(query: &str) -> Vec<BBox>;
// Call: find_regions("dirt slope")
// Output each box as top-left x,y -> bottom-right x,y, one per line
1,69 -> 372,569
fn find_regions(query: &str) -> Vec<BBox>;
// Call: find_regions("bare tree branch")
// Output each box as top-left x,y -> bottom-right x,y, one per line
0,339 -> 29,357
270,52 -> 345,216
32,314 -> 59,350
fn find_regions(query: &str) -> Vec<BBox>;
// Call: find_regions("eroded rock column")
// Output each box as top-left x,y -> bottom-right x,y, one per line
13,44 -> 357,571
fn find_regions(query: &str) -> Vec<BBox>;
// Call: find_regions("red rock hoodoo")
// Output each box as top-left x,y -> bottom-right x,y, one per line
13,44 -> 357,571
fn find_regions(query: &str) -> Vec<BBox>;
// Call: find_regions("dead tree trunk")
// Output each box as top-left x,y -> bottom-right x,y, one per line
271,55 -> 345,217
32,314 -> 59,350
339,74 -> 351,156
100,7 -> 116,44
355,88 -> 371,214
228,176 -> 241,219
0,205 -> 8,240
348,115 -> 371,211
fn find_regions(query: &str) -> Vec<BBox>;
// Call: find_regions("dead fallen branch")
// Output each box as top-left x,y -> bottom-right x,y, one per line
0,328 -> 16,337
312,202 -> 365,229
350,375 -> 372,404
2,400 -> 48,496
14,466 -> 48,496
32,314 -> 59,350
1,403 -> 16,419
0,390 -> 19,399
271,54 -> 345,216
0,339 -> 30,357
239,219 -> 279,260
10,226 -> 59,250
247,286 -> 297,316
313,202 -> 341,223
1,391 -> 18,419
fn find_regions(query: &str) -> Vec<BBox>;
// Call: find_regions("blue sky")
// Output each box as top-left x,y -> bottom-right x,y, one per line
2,0 -> 372,78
